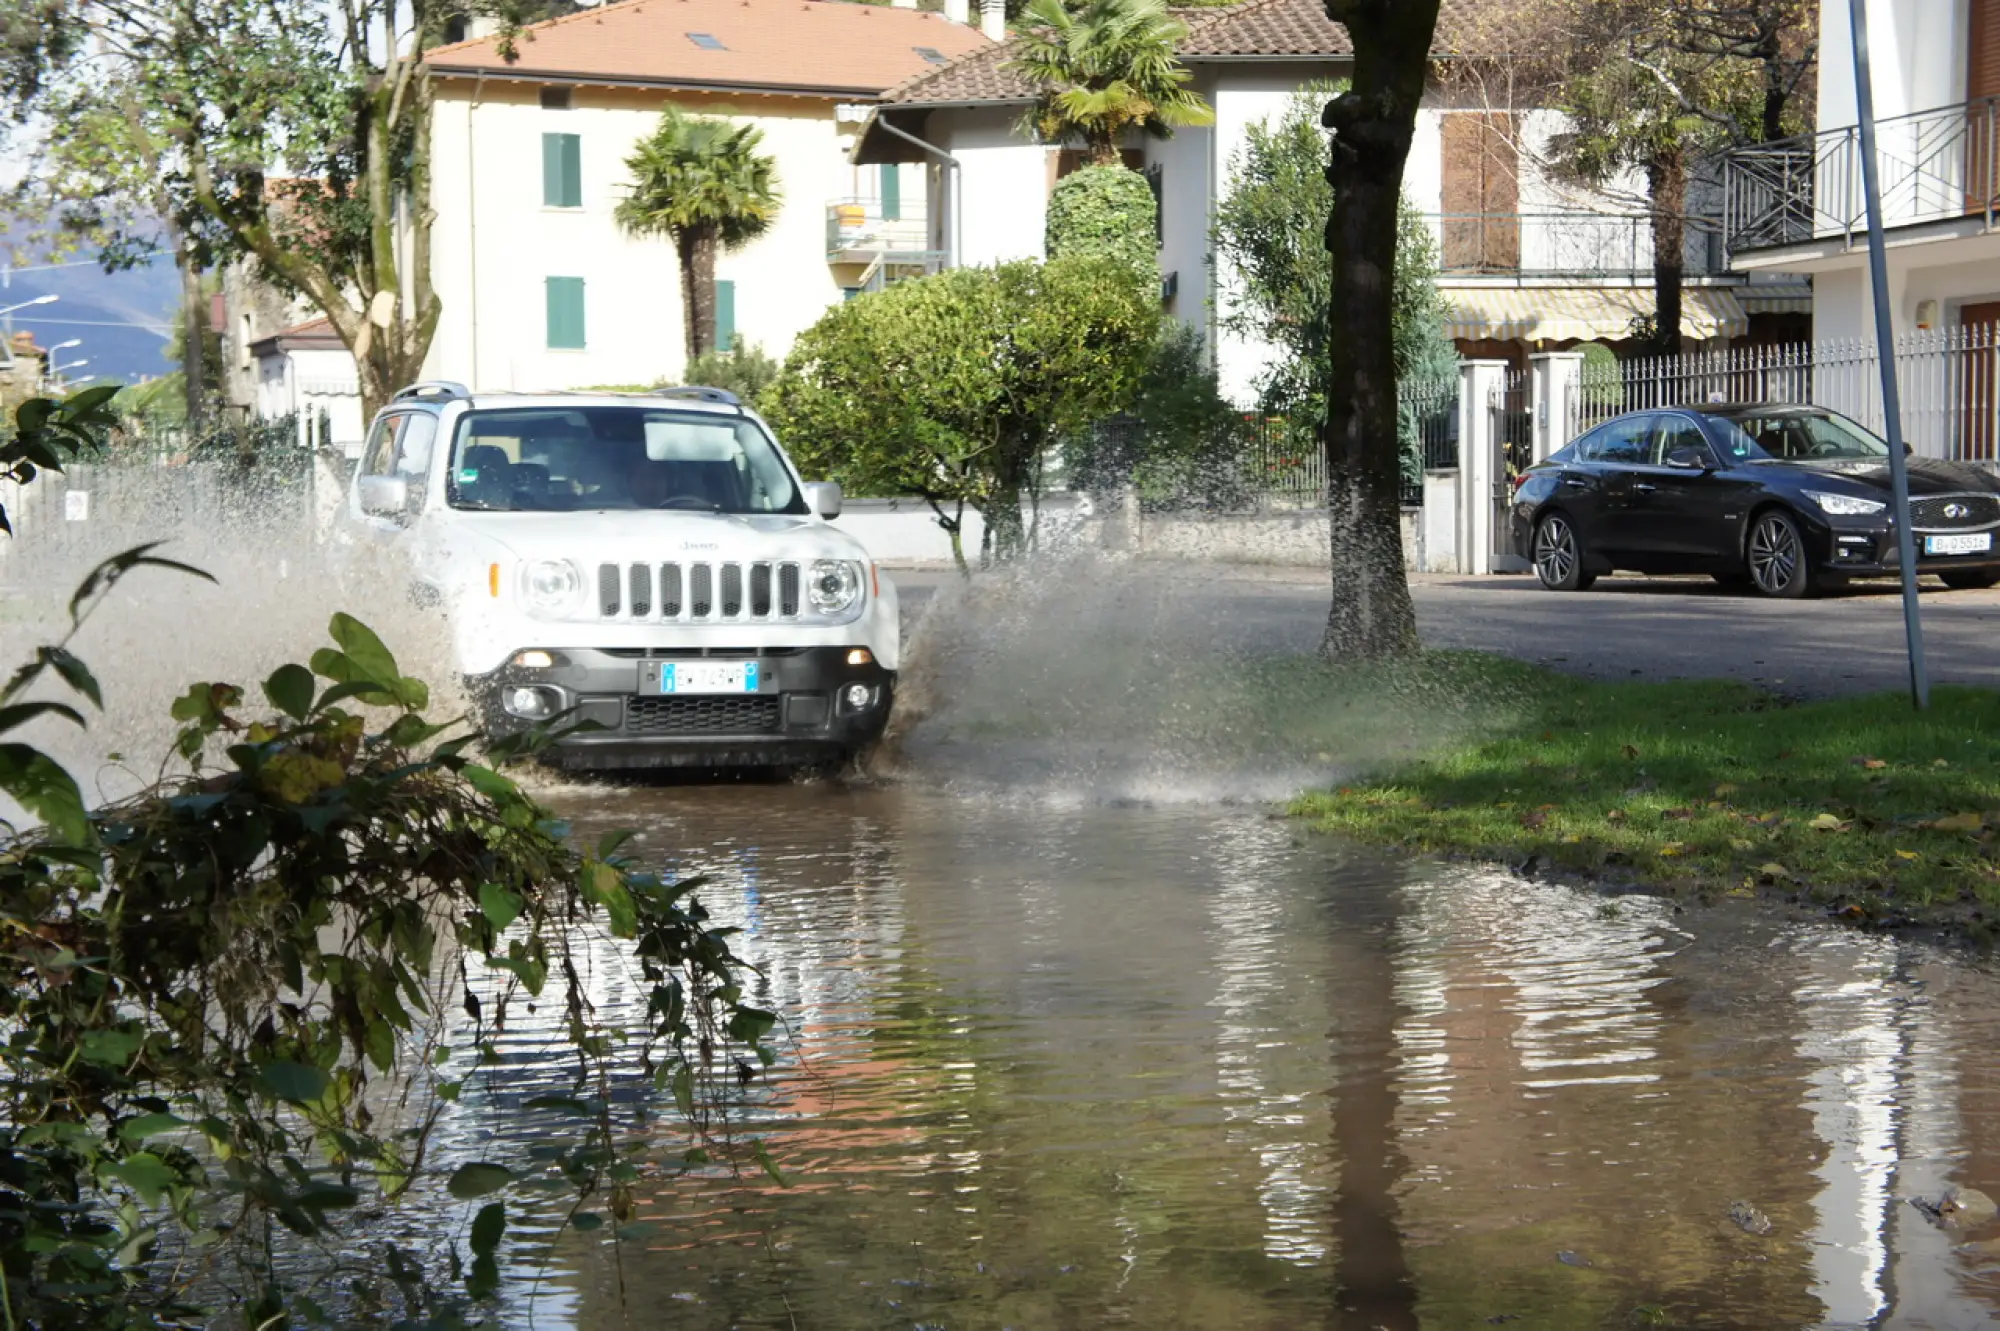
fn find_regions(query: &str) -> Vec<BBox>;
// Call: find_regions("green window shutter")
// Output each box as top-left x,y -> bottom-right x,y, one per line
715,279 -> 736,352
880,164 -> 901,222
546,276 -> 586,349
542,133 -> 581,208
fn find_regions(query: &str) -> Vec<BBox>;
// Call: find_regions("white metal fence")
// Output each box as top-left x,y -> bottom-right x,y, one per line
1575,324 -> 2000,463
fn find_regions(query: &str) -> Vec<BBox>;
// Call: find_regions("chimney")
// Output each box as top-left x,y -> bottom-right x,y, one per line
892,0 -> 917,8
943,0 -> 968,23
979,0 -> 1004,40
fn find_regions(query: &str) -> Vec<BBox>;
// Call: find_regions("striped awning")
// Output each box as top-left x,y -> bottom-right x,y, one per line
1736,282 -> 1814,315
1445,287 -> 1750,343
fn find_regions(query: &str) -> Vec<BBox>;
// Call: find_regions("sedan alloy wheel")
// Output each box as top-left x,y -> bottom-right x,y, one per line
1534,514 -> 1594,591
1747,510 -> 1814,598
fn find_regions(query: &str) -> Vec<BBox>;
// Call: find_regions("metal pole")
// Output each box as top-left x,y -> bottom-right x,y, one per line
1851,0 -> 1930,709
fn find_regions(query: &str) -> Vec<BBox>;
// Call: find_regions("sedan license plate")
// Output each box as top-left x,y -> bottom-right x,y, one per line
1925,532 -> 1993,557
655,661 -> 759,694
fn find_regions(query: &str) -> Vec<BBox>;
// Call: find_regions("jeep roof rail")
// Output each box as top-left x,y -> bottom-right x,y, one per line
649,385 -> 741,407
392,380 -> 471,403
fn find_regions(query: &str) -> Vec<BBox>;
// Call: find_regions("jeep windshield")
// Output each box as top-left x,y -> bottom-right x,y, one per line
446,406 -> 806,514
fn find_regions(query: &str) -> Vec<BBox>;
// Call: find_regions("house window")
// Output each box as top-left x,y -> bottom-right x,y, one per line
543,133 -> 582,208
546,277 -> 586,349
687,32 -> 726,49
880,164 -> 901,222
715,280 -> 736,353
539,86 -> 572,110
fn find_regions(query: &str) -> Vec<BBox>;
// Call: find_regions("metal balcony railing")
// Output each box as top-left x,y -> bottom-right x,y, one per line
1423,213 -> 1728,280
826,198 -> 941,266
1722,96 -> 2000,256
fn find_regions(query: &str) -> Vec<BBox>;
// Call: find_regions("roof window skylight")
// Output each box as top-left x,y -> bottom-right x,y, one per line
687,32 -> 726,49
915,46 -> 947,63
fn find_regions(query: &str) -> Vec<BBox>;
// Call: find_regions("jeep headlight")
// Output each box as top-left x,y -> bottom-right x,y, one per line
519,559 -> 584,613
808,559 -> 863,615
1805,490 -> 1887,517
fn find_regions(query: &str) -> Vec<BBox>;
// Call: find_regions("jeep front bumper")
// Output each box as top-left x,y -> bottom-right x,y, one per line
472,645 -> 895,770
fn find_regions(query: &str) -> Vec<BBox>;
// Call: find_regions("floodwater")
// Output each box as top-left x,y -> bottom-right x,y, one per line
449,784 -> 2000,1331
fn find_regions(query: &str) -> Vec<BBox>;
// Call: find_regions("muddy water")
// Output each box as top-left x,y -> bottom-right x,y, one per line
450,784 -> 2000,1331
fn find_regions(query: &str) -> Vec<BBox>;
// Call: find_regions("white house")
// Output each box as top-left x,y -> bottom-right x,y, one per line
248,317 -> 368,447
1723,0 -> 1997,344
235,0 -> 994,424
853,0 -> 1812,404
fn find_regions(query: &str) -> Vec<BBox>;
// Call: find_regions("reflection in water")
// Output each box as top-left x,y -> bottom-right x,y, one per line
417,786 -> 2000,1330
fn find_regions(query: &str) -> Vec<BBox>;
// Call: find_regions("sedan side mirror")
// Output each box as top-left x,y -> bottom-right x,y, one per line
1665,447 -> 1713,472
358,474 -> 410,518
803,481 -> 843,520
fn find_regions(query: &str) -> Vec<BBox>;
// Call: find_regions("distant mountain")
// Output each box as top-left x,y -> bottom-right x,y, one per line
3,245 -> 180,384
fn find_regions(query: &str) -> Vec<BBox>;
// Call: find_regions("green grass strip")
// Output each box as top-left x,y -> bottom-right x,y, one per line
1292,654 -> 2000,920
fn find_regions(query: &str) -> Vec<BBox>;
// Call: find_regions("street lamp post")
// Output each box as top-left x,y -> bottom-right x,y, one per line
0,293 -> 59,342
48,358 -> 89,391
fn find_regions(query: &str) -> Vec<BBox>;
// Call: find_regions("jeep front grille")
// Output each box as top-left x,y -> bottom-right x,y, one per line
597,561 -> 805,622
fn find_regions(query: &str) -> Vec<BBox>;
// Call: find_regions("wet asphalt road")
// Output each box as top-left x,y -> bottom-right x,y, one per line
889,564 -> 2000,699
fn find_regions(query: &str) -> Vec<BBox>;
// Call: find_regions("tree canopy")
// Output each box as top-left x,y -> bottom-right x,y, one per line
1005,0 -> 1213,167
617,107 -> 782,365
1045,164 -> 1160,290
765,257 -> 1157,571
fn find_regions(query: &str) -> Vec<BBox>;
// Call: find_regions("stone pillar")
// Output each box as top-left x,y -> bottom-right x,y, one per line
1457,359 -> 1509,576
1529,351 -> 1585,464
943,0 -> 969,25
891,0 -> 917,9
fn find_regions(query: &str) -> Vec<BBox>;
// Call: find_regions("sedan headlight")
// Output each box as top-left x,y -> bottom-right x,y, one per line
519,559 -> 584,613
1805,490 -> 1886,517
808,559 -> 863,615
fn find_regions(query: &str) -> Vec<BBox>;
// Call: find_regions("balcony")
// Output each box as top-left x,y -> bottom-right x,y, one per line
1424,213 -> 1728,282
1722,96 -> 2000,259
826,198 -> 944,270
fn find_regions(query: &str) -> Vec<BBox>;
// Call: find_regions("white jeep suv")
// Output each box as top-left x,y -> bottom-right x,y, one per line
343,381 -> 898,771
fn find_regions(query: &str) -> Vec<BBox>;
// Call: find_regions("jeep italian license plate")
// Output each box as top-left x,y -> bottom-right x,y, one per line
1925,532 -> 1993,556
656,662 -> 759,694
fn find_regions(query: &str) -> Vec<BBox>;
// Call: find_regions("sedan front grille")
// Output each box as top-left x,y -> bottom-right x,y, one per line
1909,494 -> 2000,530
626,695 -> 782,735
599,561 -> 804,622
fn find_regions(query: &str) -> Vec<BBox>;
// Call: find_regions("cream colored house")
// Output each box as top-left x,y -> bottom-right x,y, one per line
419,0 -> 991,391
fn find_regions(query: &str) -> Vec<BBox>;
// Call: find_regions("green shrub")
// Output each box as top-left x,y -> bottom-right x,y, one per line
681,342 -> 782,403
1045,165 -> 1159,290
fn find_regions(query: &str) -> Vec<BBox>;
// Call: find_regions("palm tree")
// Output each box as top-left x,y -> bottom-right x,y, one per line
617,108 -> 782,363
1005,0 -> 1213,168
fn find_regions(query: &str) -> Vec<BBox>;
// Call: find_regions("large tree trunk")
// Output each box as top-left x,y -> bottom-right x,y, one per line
679,228 -> 719,365
178,241 -> 208,426
1318,0 -> 1441,661
1647,151 -> 1687,356
1086,136 -> 1120,167
981,436 -> 1033,564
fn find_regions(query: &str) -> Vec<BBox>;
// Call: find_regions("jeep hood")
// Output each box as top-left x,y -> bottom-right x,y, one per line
459,510 -> 872,564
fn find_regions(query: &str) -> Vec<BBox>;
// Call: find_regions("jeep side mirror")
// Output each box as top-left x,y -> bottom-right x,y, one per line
803,481 -> 843,520
358,474 -> 410,518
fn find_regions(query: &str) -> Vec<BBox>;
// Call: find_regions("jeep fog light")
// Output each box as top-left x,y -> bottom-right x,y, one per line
842,683 -> 875,711
504,686 -> 561,719
809,560 -> 862,614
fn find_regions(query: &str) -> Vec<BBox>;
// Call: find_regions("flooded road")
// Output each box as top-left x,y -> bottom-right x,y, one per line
458,785 -> 2000,1330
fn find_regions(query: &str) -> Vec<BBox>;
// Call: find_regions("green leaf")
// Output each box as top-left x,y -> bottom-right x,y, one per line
384,713 -> 449,748
0,700 -> 87,735
43,647 -> 102,709
120,1112 -> 188,1143
752,1140 -> 787,1188
570,1211 -> 605,1231
582,861 -> 637,937
468,1253 -> 500,1300
479,883 -> 524,933
727,1006 -> 777,1047
106,1152 -> 179,1207
329,613 -> 401,689
447,1162 -> 515,1200
462,764 -> 519,800
670,1065 -> 695,1120
470,1201 -> 506,1257
263,663 -> 317,720
0,743 -> 89,845
614,1221 -> 658,1241
77,1027 -> 144,1067
258,1060 -> 332,1104
364,1017 -> 396,1073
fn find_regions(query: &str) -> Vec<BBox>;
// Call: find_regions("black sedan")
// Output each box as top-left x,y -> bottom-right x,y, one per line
1510,405 -> 2000,597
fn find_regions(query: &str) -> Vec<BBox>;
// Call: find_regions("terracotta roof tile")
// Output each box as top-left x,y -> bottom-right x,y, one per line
428,0 -> 993,97
882,0 -> 1497,106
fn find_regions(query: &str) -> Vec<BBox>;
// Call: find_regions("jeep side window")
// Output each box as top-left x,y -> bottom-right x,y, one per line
360,415 -> 403,479
395,413 -> 438,481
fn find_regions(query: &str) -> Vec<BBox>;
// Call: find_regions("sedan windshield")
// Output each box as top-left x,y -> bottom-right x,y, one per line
447,406 -> 804,514
1710,409 -> 1890,462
